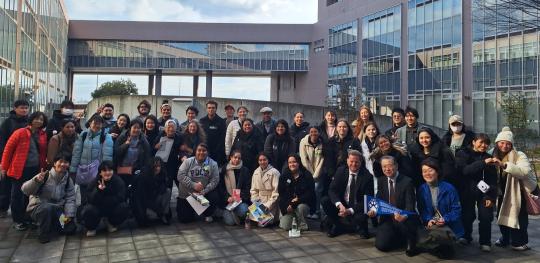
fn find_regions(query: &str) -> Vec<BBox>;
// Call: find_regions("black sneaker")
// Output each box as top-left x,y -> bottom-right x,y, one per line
38,234 -> 50,244
494,238 -> 509,248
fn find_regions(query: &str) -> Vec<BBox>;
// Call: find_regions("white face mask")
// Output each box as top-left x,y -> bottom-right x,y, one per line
61,108 -> 74,115
450,125 -> 462,133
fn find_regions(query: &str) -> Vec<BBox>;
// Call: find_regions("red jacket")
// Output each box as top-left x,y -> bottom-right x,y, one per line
1,127 -> 47,179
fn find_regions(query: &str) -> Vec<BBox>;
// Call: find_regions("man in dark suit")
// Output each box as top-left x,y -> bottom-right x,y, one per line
368,155 -> 420,257
321,150 -> 373,238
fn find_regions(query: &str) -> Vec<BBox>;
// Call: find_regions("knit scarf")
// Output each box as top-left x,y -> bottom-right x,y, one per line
225,161 -> 243,196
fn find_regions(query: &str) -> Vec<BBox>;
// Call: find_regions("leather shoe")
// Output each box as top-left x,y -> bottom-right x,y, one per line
327,225 -> 339,238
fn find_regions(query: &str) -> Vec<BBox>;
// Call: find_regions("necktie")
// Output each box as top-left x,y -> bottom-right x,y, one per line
389,179 -> 396,206
349,174 -> 357,207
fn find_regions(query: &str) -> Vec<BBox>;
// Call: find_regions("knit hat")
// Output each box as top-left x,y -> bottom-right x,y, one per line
448,115 -> 463,125
495,126 -> 514,144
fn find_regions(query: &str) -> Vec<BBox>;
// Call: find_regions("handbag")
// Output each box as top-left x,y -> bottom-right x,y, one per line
117,166 -> 133,175
75,159 -> 100,185
75,133 -> 104,185
524,185 -> 540,215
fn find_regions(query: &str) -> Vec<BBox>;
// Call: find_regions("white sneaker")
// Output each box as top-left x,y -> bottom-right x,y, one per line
480,245 -> 491,252
512,245 -> 530,251
205,216 -> 213,223
86,230 -> 97,237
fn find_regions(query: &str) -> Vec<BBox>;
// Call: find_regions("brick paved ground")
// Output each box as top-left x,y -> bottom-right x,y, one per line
0,212 -> 539,263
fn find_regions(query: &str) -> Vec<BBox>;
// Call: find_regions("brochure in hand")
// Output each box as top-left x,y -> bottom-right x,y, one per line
248,201 -> 273,227
226,189 -> 242,211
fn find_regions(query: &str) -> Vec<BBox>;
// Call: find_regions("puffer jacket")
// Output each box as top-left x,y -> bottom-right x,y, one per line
21,169 -> 76,217
417,181 -> 464,238
299,134 -> 325,180
0,110 -> 28,157
1,127 -> 47,179
69,129 -> 113,173
225,119 -> 242,156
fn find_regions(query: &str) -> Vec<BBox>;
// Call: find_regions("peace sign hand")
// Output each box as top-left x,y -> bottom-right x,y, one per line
98,179 -> 106,190
36,169 -> 47,183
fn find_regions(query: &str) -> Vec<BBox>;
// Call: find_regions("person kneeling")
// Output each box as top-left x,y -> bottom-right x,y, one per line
80,161 -> 129,236
321,150 -> 373,238
417,159 -> 464,259
218,150 -> 252,226
176,143 -> 219,223
133,157 -> 172,226
368,155 -> 419,257
22,155 -> 76,243
278,154 -> 315,231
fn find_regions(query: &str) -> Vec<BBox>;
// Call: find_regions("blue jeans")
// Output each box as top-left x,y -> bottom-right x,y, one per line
311,181 -> 324,214
222,203 -> 249,226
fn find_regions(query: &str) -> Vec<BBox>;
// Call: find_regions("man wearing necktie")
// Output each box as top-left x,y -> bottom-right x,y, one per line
321,150 -> 373,238
368,155 -> 420,257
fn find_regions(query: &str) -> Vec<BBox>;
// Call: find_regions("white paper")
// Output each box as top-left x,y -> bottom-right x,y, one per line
186,195 -> 209,215
225,200 -> 242,211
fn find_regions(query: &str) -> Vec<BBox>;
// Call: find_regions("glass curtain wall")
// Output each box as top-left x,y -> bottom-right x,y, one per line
407,0 -> 462,128
362,5 -> 401,116
472,0 -> 540,134
327,20 -> 358,109
0,0 -> 68,120
68,41 -> 309,72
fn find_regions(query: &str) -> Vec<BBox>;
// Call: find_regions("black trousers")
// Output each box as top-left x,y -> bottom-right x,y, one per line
320,196 -> 368,234
375,216 -> 419,252
81,202 -> 130,230
0,178 -> 12,212
30,203 -> 76,238
497,194 -> 528,246
461,195 -> 494,245
134,189 -> 172,225
176,190 -> 219,223
10,166 -> 39,223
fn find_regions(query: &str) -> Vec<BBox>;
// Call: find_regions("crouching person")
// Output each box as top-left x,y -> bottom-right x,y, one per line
278,154 -> 315,231
21,155 -> 76,243
368,155 -> 420,257
417,159 -> 464,259
80,161 -> 129,236
219,150 -> 252,226
133,157 -> 172,226
177,143 -> 220,223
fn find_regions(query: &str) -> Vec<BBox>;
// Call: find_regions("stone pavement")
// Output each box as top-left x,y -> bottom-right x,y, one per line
0,213 -> 540,263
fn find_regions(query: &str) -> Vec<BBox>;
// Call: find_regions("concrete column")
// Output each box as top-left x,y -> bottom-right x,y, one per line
205,70 -> 212,97
67,70 -> 74,100
193,75 -> 199,97
148,74 -> 154,95
461,1 -> 473,126
155,70 -> 162,96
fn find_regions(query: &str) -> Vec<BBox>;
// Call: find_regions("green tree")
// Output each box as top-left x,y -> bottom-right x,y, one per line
91,79 -> 138,99
500,92 -> 538,149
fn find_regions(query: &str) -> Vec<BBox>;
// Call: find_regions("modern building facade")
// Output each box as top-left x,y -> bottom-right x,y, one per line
1,0 -> 539,134
0,0 -> 68,117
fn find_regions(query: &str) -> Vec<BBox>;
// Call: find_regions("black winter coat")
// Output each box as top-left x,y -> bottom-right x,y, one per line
87,175 -> 126,212
409,141 -> 456,187
218,165 -> 252,208
278,169 -> 315,215
0,111 -> 27,156
46,110 -> 82,139
231,130 -> 264,172
290,122 -> 310,152
114,133 -> 152,173
455,147 -> 497,201
264,134 -> 296,172
442,129 -> 476,156
200,114 -> 227,165
371,147 -> 414,179
327,135 -> 355,172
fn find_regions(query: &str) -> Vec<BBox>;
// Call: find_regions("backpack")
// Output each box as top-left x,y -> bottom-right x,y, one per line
81,128 -> 107,144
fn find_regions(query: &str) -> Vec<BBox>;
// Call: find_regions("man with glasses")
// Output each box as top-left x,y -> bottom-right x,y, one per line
134,100 -> 152,123
385,108 -> 405,141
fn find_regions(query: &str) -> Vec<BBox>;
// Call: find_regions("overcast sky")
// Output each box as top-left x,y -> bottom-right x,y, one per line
65,0 -> 318,103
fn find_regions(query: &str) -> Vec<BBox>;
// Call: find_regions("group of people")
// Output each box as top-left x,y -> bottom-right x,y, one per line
0,98 -> 537,259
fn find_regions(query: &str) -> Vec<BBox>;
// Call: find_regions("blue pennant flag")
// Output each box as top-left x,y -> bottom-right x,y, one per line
363,195 -> 416,216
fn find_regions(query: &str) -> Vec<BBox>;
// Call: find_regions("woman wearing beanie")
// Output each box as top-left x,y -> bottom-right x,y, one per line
491,127 -> 538,251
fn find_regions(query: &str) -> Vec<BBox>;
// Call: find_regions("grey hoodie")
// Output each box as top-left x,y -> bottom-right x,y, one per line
177,156 -> 219,198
